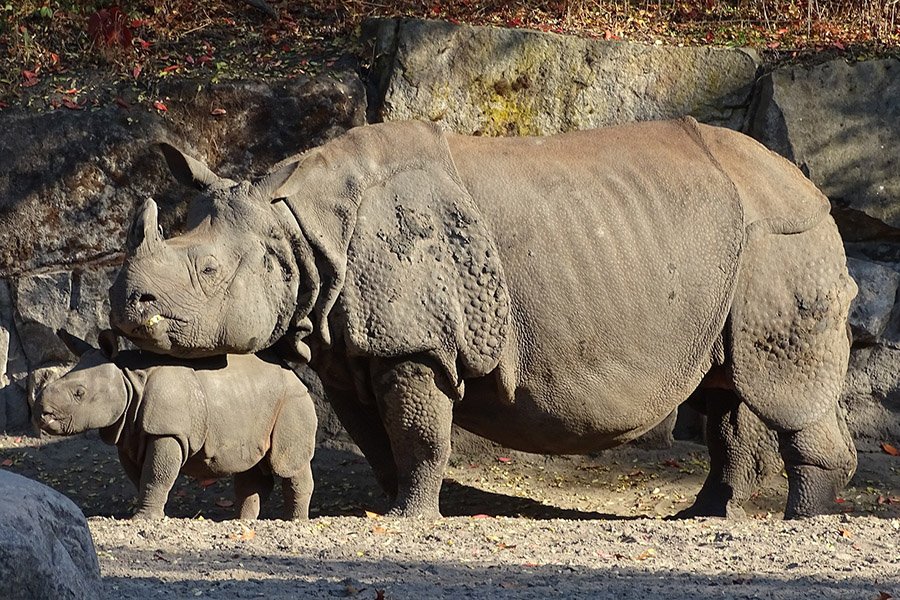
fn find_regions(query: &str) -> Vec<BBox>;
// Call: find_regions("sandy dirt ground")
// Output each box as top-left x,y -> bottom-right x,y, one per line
1,432 -> 899,599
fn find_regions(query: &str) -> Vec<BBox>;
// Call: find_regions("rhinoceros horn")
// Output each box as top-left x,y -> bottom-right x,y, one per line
125,198 -> 164,255
56,329 -> 94,358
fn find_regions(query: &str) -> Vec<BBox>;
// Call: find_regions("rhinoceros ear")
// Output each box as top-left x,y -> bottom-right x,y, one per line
158,143 -> 222,190
252,158 -> 304,202
97,329 -> 119,359
125,198 -> 164,254
56,329 -> 95,358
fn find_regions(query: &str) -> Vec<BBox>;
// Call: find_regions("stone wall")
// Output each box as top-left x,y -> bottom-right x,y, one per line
1,17 -> 898,451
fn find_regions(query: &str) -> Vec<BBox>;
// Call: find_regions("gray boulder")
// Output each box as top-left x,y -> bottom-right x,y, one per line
842,345 -> 900,447
365,18 -> 760,135
749,57 -> 900,242
0,470 -> 101,600
846,257 -> 900,343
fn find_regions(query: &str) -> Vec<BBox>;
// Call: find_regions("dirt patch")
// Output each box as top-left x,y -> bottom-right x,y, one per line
2,432 -> 899,597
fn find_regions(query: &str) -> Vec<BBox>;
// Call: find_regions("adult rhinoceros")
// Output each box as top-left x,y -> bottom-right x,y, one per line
110,117 -> 857,519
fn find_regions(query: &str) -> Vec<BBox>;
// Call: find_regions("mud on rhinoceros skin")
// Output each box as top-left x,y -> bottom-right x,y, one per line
34,330 -> 316,520
109,117 -> 857,519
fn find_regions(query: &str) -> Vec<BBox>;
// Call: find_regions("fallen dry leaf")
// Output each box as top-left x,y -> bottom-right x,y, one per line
1,459 -> 13,467
364,510 -> 381,519
198,478 -> 217,488
230,525 -> 256,541
215,498 -> 234,508
497,456 -> 512,463
153,100 -> 168,112
839,529 -> 853,538
210,107 -> 227,116
881,442 -> 899,456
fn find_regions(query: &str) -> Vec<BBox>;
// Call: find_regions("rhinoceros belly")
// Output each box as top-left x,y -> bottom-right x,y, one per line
448,120 -> 744,453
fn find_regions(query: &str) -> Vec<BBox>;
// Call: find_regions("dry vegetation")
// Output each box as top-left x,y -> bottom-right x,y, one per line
1,1 -> 898,108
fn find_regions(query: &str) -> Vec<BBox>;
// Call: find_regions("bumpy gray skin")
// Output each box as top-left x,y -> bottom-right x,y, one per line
109,118 -> 858,519
34,331 -> 316,520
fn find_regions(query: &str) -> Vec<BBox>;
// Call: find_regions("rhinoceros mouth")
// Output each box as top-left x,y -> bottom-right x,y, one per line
113,311 -> 187,338
38,412 -> 70,436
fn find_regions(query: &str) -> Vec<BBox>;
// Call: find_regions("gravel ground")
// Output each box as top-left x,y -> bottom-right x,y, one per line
2,433 -> 899,599
91,514 -> 900,600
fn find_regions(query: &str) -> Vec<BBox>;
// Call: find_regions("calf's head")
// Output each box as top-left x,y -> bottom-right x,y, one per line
34,331 -> 126,436
109,145 -> 304,357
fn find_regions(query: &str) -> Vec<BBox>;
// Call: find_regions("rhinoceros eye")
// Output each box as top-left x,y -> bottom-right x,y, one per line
199,256 -> 219,277
73,387 -> 85,402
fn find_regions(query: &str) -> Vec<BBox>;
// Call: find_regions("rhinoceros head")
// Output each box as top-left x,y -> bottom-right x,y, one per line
109,144 -> 305,358
34,331 -> 126,436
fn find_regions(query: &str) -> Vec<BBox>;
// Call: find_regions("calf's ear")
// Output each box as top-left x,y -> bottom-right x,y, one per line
97,329 -> 119,359
56,329 -> 95,357
158,143 -> 222,190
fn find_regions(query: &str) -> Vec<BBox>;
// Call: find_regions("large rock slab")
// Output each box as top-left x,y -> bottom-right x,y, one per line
0,470 -> 101,599
749,58 -> 900,243
0,74 -> 365,277
365,18 -> 760,135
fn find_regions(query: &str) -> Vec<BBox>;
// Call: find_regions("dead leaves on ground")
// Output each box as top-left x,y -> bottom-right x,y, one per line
881,442 -> 899,456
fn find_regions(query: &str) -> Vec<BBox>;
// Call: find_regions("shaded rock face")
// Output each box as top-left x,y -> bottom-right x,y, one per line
364,18 -> 760,135
0,74 -> 366,431
0,470 -> 101,600
749,58 -> 900,243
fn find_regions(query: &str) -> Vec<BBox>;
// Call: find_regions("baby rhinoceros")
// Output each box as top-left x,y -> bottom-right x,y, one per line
34,330 -> 316,520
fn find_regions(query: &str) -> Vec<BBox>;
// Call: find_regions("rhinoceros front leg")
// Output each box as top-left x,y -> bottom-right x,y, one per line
371,357 -> 454,518
133,435 -> 183,519
324,384 -> 399,500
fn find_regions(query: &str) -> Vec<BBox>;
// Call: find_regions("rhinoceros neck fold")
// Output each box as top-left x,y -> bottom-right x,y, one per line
99,367 -> 147,446
280,121 -> 458,355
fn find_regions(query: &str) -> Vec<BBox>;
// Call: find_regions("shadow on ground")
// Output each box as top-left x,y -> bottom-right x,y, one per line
0,431 -> 898,520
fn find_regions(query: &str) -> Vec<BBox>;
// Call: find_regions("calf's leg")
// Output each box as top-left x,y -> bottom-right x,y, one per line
233,465 -> 275,520
282,465 -> 314,520
133,435 -> 183,519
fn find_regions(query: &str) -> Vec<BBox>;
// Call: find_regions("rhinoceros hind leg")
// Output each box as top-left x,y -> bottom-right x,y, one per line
675,390 -> 780,519
282,466 -> 314,520
371,357 -> 454,518
778,405 -> 856,519
234,465 -> 274,520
